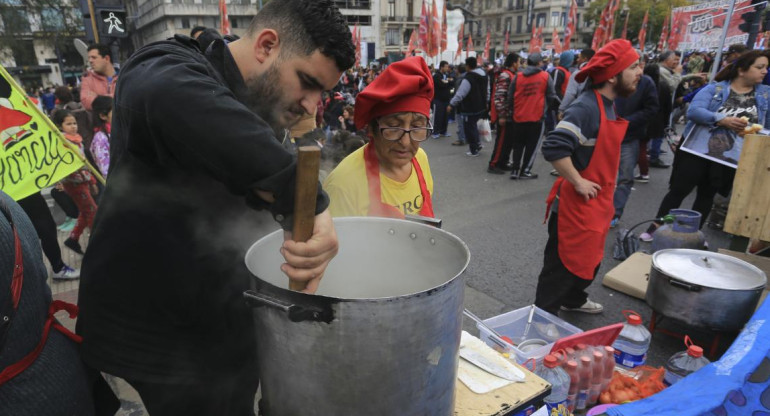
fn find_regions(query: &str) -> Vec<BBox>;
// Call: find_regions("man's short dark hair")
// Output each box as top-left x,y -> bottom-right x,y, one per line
54,86 -> 73,104
580,48 -> 595,61
727,43 -> 748,55
191,26 -> 207,38
504,53 -> 519,68
457,63 -> 467,74
247,0 -> 355,71
87,44 -> 111,60
465,56 -> 477,69
659,50 -> 679,62
439,60 -> 448,68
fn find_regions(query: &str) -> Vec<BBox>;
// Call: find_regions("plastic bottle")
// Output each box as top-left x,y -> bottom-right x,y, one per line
576,356 -> 592,410
565,360 -> 579,412
664,336 -> 711,386
612,310 -> 651,369
601,346 -> 616,390
587,350 -> 604,406
535,354 -> 570,415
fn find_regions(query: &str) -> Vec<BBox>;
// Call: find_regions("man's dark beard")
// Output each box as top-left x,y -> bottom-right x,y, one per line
614,78 -> 637,98
243,63 -> 286,136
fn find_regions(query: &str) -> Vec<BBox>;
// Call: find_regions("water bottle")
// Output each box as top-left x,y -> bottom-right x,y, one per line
535,354 -> 570,415
664,336 -> 711,386
565,360 -> 579,412
576,356 -> 592,410
612,310 -> 651,369
587,350 -> 604,406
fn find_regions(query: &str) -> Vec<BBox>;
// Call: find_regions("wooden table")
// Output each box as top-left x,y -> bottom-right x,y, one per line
724,134 -> 770,241
455,363 -> 550,416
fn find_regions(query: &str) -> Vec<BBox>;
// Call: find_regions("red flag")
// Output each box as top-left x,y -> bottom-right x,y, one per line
219,0 -> 231,36
607,0 -> 620,42
441,0 -> 448,53
536,27 -> 544,52
504,30 -> 510,55
657,14 -> 670,52
529,24 -> 537,53
418,0 -> 430,52
667,11 -> 684,51
638,10 -> 649,54
620,12 -> 629,40
483,30 -> 491,63
592,1 -> 611,50
456,23 -> 464,62
553,28 -> 562,54
354,24 -> 361,67
408,29 -> 418,56
430,0 -> 441,57
564,0 -> 578,50
467,33 -> 473,59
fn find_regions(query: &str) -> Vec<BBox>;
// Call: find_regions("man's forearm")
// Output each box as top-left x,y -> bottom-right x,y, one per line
551,157 -> 582,186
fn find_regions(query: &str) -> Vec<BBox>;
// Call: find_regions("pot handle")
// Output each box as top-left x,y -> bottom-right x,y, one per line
668,279 -> 702,292
243,290 -> 333,323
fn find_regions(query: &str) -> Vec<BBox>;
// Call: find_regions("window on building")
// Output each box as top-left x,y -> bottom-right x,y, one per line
333,0 -> 371,9
550,12 -> 559,27
388,0 -> 395,18
11,40 -> 36,66
181,17 -> 191,29
516,15 -> 522,33
498,0 -> 502,7
231,17 -> 239,28
41,7 -> 64,31
516,0 -> 523,9
536,13 -> 545,28
404,28 -> 413,44
386,28 -> 399,45
561,12 -> 566,26
485,0 -> 491,8
344,15 -> 371,26
407,0 -> 413,20
1,6 -> 30,33
508,0 -> 513,9
505,17 -> 511,32
496,17 -> 501,31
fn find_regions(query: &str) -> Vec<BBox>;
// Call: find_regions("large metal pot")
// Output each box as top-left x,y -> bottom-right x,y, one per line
646,249 -> 767,331
244,217 -> 470,416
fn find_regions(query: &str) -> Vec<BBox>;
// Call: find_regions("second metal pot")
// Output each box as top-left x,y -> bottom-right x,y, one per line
645,249 -> 767,331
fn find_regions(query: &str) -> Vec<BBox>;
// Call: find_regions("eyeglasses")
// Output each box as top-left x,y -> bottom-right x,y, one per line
378,122 -> 433,142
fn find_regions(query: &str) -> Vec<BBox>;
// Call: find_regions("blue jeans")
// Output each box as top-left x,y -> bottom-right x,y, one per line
463,113 -> 482,153
456,114 -> 466,142
613,140 -> 640,219
649,137 -> 663,161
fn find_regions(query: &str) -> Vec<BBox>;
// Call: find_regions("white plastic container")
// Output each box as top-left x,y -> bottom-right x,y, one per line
477,305 -> 583,364
664,336 -> 711,385
611,310 -> 651,369
535,354 -> 571,415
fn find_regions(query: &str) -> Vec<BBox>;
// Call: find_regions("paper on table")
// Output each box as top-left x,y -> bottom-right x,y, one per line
457,331 -> 526,394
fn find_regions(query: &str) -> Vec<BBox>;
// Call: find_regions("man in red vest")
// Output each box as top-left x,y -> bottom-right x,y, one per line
534,40 -> 642,315
488,53 -> 520,174
507,52 -> 560,179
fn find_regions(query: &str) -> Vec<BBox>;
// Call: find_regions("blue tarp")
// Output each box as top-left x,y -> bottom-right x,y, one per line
607,299 -> 770,416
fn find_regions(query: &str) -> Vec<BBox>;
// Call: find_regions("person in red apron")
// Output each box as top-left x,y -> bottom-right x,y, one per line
534,40 -> 643,316
324,56 -> 435,219
0,191 -> 119,415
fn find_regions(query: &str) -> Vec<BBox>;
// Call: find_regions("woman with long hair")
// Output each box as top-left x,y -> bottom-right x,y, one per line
641,50 -> 770,241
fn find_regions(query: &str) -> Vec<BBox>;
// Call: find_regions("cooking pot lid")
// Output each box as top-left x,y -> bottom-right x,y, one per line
652,249 -> 767,290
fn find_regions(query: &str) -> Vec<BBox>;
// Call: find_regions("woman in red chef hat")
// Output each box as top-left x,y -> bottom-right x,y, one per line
323,57 -> 435,218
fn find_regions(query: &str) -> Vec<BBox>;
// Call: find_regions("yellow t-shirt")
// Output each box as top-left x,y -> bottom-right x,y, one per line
323,145 -> 434,218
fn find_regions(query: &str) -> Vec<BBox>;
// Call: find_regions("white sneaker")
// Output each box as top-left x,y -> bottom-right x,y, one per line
53,264 -> 80,280
560,299 -> 603,314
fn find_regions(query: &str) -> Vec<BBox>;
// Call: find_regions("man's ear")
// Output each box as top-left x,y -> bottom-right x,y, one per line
253,29 -> 280,64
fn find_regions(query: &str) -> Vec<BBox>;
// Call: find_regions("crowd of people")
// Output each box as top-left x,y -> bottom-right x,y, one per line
3,0 -> 770,412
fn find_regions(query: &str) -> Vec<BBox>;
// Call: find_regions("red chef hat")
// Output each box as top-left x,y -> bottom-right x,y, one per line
575,39 -> 639,84
354,57 -> 434,130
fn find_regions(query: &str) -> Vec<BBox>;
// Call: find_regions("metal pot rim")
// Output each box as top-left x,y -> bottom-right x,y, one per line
651,249 -> 767,291
245,217 -> 471,302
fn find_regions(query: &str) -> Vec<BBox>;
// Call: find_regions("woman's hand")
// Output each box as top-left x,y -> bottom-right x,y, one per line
717,116 -> 748,133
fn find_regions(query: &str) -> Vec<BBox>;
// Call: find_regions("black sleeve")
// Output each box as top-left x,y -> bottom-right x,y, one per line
140,54 -> 328,220
541,100 -> 595,162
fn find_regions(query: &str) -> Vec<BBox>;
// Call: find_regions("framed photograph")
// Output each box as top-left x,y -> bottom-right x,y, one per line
679,125 -> 741,169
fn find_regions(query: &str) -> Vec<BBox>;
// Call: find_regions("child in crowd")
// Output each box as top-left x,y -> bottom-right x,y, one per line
90,95 -> 113,176
53,110 -> 98,255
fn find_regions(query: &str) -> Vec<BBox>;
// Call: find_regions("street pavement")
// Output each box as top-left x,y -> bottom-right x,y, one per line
423,120 -> 733,368
44,120 -> 735,413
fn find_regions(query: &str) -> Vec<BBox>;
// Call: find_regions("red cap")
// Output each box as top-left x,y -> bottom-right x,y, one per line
544,354 -> 559,368
354,56 -> 434,129
627,314 -> 642,325
566,360 -> 578,370
575,39 -> 639,84
688,345 -> 704,358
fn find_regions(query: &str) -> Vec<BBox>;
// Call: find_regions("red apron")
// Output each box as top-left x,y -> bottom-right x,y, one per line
0,200 -> 81,387
363,143 -> 434,219
544,90 -> 627,280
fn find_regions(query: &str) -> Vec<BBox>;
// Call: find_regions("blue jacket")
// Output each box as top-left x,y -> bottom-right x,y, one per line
685,81 -> 770,138
615,75 -> 659,143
